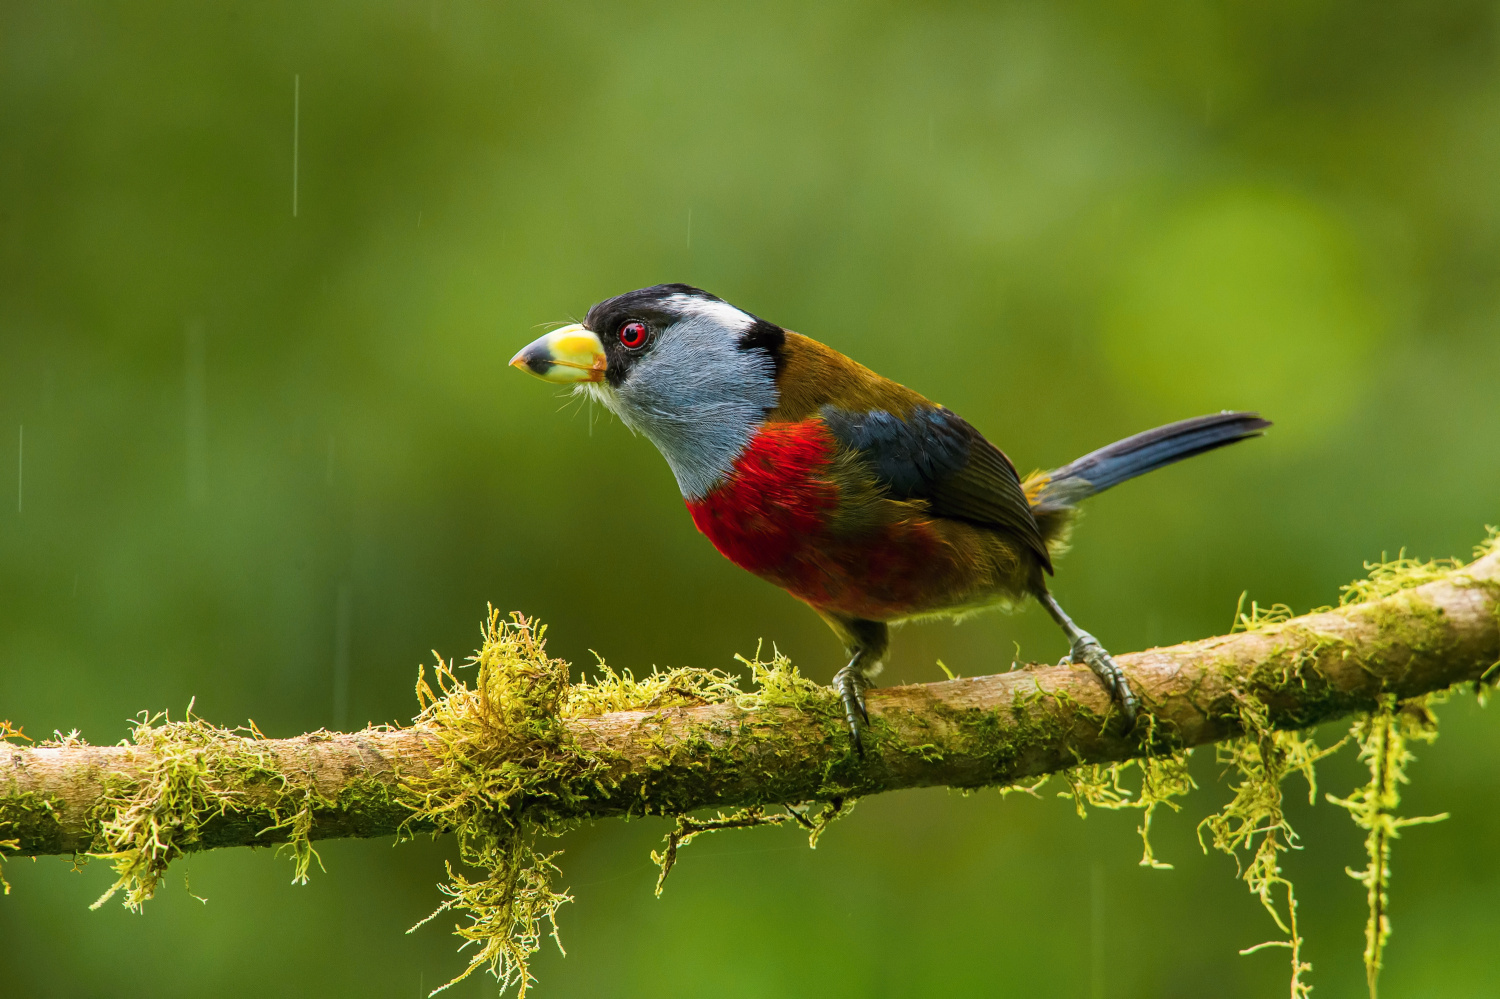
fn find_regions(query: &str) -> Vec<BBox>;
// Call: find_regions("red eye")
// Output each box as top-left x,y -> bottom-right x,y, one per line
618,321 -> 649,349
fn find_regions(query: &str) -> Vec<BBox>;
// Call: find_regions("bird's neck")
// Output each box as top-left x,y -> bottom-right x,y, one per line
589,384 -> 774,500
648,411 -> 764,500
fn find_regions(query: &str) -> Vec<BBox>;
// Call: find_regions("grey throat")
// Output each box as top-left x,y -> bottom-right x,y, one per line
585,304 -> 778,500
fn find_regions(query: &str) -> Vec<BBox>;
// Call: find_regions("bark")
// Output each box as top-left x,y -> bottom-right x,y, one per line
3,548 -> 1496,858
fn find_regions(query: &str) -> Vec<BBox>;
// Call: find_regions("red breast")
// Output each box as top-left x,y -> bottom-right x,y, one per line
687,420 -> 960,621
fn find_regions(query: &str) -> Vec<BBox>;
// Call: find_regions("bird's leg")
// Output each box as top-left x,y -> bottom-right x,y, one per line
826,617 -> 889,756
832,652 -> 874,755
1035,589 -> 1140,727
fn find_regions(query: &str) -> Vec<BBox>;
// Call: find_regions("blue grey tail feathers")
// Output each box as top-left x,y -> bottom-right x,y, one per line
1030,411 -> 1270,514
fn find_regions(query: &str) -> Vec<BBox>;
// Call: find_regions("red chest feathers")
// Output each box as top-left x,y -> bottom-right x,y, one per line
685,421 -> 957,620
685,421 -> 838,581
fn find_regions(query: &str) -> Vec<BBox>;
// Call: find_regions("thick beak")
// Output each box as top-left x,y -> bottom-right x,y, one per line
509,324 -> 608,383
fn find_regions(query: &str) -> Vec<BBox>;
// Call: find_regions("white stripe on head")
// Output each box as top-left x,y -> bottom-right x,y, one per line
664,293 -> 755,334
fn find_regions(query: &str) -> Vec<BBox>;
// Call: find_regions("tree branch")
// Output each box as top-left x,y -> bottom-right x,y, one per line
3,547 -> 1497,859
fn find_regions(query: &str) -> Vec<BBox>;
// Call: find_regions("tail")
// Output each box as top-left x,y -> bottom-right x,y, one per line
1026,410 -> 1270,539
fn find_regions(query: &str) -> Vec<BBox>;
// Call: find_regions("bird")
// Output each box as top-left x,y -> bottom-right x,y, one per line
510,284 -> 1269,750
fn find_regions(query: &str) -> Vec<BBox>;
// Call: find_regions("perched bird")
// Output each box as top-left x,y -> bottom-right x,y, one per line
511,284 -> 1268,749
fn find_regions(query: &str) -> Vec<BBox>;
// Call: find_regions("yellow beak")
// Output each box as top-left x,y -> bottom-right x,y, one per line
509,324 -> 608,383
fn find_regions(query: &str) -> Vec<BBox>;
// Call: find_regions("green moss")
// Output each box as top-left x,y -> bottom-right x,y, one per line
730,645 -> 832,712
1,723 -> 58,886
562,657 -> 743,717
645,795 -> 858,896
920,677 -> 1093,792
650,806 -> 789,896
1231,593 -> 1302,633
1050,711 -> 1197,868
1056,751 -> 1197,870
1325,697 -> 1447,998
1195,697 -> 1347,999
2,725 -> 58,890
953,535 -> 1485,998
402,613 -> 855,996
0,790 -> 63,893
1340,550 -> 1470,606
402,613 -> 589,996
15,531 -> 1493,998
1466,528 -> 1500,697
84,706 -> 338,910
1187,536 -> 1498,997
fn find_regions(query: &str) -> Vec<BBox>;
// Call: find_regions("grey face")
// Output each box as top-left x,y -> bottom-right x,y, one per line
581,286 -> 784,500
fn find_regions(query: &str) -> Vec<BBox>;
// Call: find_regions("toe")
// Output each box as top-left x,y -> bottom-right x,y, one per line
833,673 -> 869,754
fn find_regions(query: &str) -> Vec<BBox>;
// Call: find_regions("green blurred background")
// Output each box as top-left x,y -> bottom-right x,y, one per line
2,1 -> 1498,995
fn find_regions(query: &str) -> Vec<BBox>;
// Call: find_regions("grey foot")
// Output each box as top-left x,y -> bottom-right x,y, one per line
1066,636 -> 1139,727
832,665 -> 871,755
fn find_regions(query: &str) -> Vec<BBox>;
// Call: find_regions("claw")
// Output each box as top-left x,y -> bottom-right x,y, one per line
832,665 -> 871,755
1070,637 -> 1139,727
1037,590 -> 1141,730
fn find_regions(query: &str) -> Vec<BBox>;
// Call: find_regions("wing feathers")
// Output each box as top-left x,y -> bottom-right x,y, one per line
821,404 -> 1051,570
772,333 -> 1049,569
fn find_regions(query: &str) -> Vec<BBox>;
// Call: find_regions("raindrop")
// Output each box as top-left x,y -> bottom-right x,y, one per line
292,74 -> 301,218
1091,859 -> 1105,999
185,320 -> 207,506
333,581 -> 353,728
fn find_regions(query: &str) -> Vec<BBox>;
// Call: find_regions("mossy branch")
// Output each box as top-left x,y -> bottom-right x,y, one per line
1,536 -> 1497,996
2,546 -> 1496,860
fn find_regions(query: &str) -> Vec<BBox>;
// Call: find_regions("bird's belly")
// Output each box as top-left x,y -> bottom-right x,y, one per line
686,424 -> 1021,621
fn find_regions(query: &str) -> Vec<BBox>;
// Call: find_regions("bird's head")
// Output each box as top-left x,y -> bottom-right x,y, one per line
510,284 -> 785,498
